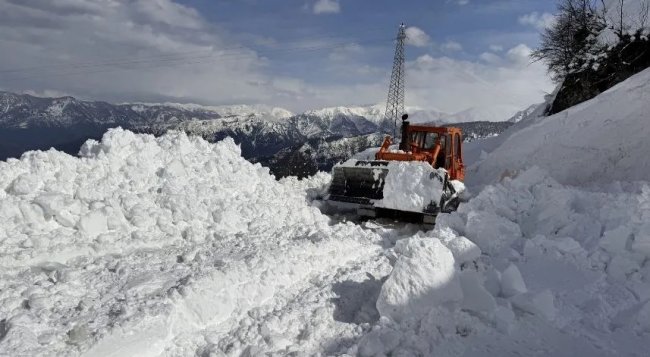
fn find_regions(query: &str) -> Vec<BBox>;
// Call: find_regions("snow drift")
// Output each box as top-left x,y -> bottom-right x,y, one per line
471,68 -> 650,187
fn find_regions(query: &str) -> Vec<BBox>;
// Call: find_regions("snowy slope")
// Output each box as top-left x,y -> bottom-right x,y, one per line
470,68 -> 650,187
340,65 -> 650,356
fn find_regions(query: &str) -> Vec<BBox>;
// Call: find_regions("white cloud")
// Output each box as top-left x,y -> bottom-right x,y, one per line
479,52 -> 502,64
405,26 -> 431,47
0,0 -> 296,107
489,44 -> 504,52
313,0 -> 340,14
441,41 -> 463,52
133,0 -> 203,29
406,44 -> 553,116
518,12 -> 557,31
0,1 -> 553,115
506,44 -> 533,64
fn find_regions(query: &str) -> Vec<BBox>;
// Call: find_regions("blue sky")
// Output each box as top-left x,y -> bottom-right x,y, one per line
0,0 -> 557,117
189,0 -> 555,85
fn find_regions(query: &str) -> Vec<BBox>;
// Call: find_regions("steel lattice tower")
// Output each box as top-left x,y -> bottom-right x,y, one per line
385,23 -> 407,138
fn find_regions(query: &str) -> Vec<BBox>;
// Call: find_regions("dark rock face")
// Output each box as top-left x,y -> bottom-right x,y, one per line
550,34 -> 650,115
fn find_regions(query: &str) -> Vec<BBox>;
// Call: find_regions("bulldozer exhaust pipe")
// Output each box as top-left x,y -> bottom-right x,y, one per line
399,114 -> 410,152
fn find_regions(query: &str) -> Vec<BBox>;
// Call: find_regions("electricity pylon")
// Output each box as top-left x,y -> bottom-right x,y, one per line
384,23 -> 407,138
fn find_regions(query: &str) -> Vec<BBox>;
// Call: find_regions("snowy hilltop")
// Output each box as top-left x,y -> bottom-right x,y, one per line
1,67 -> 650,356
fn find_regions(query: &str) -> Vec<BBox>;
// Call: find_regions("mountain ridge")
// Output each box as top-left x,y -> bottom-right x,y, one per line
0,91 -> 518,176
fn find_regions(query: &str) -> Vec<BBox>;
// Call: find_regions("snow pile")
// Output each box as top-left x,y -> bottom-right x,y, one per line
351,167 -> 650,356
471,68 -> 650,187
0,128 -> 329,266
0,128 -> 385,356
377,162 -> 446,212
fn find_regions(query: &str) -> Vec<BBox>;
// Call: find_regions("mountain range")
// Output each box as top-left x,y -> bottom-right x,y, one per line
0,91 -> 518,177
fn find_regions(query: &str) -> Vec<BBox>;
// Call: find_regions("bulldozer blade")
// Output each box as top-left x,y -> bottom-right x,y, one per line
327,161 -> 390,205
327,160 -> 460,224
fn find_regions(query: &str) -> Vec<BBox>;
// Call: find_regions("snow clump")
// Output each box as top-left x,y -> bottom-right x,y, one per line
377,162 -> 446,212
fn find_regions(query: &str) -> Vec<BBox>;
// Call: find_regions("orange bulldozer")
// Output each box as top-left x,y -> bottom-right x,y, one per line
327,114 -> 465,225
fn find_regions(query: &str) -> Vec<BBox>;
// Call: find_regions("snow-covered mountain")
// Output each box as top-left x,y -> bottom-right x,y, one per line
129,102 -> 294,122
305,104 -> 452,125
472,67 -> 650,186
0,91 -> 379,161
0,91 -> 517,177
506,103 -> 542,123
0,91 -> 517,132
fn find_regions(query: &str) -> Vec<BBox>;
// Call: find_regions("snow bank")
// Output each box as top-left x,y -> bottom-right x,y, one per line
0,128 -> 383,356
471,68 -> 650,187
0,128 -> 332,267
377,162 -> 446,212
353,167 -> 650,355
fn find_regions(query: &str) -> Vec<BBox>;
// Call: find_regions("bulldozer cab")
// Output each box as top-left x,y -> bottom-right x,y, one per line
408,130 -> 447,167
399,125 -> 465,181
